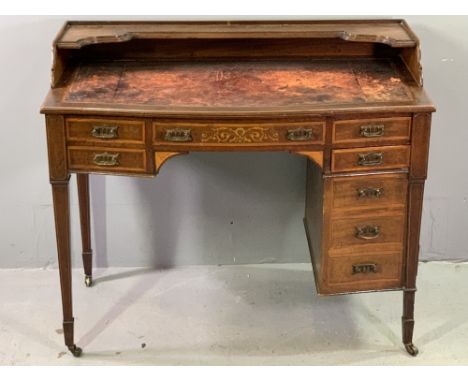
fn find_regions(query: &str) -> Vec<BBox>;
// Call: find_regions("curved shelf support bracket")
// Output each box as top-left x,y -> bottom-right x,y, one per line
155,151 -> 188,173
292,150 -> 323,169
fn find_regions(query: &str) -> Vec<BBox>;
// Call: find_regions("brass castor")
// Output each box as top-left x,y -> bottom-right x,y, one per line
68,345 -> 83,357
405,343 -> 419,356
85,275 -> 93,287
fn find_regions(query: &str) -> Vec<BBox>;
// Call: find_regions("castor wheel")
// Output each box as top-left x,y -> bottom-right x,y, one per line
68,345 -> 83,357
85,275 -> 93,287
405,343 -> 419,356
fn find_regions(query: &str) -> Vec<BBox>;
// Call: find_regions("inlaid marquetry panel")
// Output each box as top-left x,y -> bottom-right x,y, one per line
153,121 -> 325,149
200,127 -> 279,144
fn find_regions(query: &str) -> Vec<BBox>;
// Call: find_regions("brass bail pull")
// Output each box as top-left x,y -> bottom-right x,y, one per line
91,125 -> 119,139
357,187 -> 383,199
357,152 -> 383,166
360,124 -> 385,137
93,152 -> 120,167
355,225 -> 380,240
286,127 -> 315,141
164,128 -> 193,142
352,263 -> 378,274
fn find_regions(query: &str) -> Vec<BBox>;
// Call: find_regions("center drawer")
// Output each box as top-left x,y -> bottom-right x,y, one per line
153,121 -> 325,148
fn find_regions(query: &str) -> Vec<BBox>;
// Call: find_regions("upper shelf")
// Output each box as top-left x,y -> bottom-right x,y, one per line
56,20 -> 418,49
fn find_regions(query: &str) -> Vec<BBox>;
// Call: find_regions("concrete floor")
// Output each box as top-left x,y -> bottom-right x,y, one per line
0,262 -> 467,365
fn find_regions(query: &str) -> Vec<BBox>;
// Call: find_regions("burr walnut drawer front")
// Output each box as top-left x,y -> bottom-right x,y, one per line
326,252 -> 403,292
153,121 -> 325,148
330,173 -> 408,212
331,145 -> 410,173
66,118 -> 145,145
68,147 -> 148,174
329,213 -> 406,252
333,117 -> 411,145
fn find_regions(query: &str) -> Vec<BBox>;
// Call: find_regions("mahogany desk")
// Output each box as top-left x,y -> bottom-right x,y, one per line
41,20 -> 435,357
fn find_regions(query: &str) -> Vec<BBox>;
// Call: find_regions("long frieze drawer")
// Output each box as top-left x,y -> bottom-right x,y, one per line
66,118 -> 145,144
329,213 -> 406,251
153,121 -> 325,147
330,173 -> 408,212
68,147 -> 148,174
331,145 -> 410,173
333,117 -> 411,145
325,252 -> 403,293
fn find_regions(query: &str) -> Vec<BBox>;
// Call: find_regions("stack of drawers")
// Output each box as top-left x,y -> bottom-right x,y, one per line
66,117 -> 149,175
316,117 -> 411,295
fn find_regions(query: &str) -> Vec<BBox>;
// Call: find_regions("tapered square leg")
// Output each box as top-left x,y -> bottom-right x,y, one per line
52,180 -> 82,357
402,181 -> 424,357
77,173 -> 93,287
402,181 -> 423,357
400,113 -> 431,356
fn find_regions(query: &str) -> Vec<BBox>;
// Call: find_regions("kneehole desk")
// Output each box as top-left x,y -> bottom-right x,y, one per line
41,19 -> 435,357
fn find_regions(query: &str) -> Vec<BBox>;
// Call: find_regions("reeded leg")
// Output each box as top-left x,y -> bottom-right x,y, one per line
52,180 -> 82,357
402,289 -> 418,356
77,173 -> 93,287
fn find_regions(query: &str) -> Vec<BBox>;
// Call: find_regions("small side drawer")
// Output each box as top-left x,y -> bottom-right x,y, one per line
326,252 -> 403,292
329,213 -> 406,251
68,147 -> 148,174
333,117 -> 411,145
331,145 -> 410,173
66,118 -> 145,144
330,173 -> 408,212
153,121 -> 325,148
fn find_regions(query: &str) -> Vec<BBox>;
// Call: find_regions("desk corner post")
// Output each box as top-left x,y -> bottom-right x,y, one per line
402,112 -> 432,357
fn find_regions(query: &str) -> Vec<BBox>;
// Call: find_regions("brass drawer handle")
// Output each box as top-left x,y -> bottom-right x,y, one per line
357,187 -> 383,199
286,127 -> 315,141
355,225 -> 380,240
164,128 -> 192,142
352,263 -> 377,274
93,152 -> 120,167
357,152 -> 383,166
91,125 -> 119,139
360,124 -> 385,137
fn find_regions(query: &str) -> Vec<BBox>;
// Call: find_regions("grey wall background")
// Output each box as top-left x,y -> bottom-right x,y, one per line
0,16 -> 466,268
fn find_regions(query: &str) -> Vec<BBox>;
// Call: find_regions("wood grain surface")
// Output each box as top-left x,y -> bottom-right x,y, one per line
63,59 -> 413,109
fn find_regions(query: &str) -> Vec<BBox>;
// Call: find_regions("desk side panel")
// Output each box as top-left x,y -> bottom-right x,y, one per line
304,159 -> 324,292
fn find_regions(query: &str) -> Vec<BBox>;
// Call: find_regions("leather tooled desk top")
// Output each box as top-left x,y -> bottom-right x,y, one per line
63,59 -> 414,109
